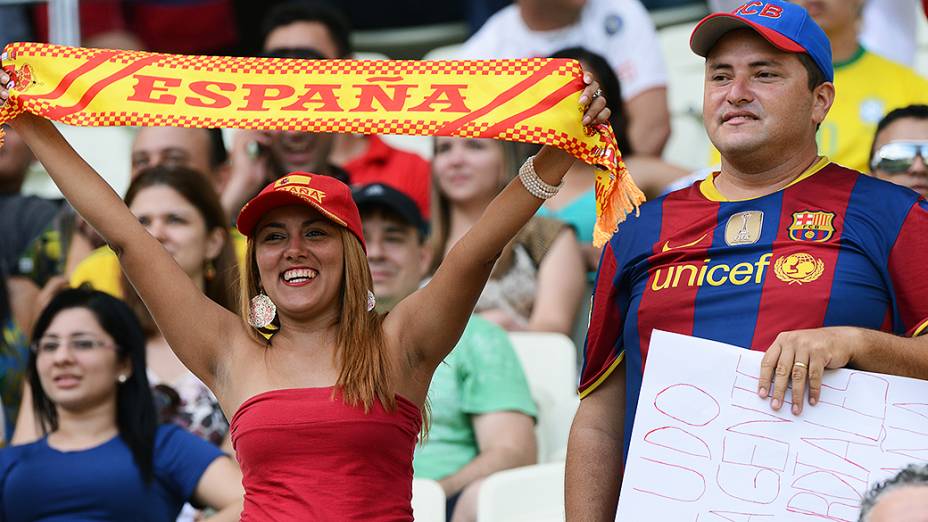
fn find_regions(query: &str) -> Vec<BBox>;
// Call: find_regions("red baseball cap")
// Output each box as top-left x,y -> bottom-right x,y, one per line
236,172 -> 366,251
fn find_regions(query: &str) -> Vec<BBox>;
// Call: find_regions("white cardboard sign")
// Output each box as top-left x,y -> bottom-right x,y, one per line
617,330 -> 928,521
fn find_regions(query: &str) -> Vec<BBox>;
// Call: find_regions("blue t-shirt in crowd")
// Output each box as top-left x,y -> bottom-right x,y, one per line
0,424 -> 223,521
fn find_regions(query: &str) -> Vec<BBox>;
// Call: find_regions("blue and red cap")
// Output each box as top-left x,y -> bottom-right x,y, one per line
236,172 -> 366,251
690,0 -> 833,83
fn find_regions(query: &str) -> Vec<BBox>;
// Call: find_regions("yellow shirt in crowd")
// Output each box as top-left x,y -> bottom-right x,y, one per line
70,229 -> 248,296
708,47 -> 928,173
820,47 -> 928,172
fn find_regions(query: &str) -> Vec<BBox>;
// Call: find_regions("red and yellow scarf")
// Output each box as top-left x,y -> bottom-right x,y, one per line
0,42 -> 642,246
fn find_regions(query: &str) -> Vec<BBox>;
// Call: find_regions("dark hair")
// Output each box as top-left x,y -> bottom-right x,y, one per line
28,287 -> 157,482
124,165 -> 239,337
0,273 -> 11,357
0,271 -> 9,331
260,1 -> 352,58
262,47 -> 328,61
859,463 -> 928,521
869,104 -> 928,167
549,47 -> 633,155
359,204 -> 428,245
206,128 -> 228,170
797,53 -> 827,91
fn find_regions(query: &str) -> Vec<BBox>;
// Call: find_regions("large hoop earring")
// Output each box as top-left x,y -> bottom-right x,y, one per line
249,292 -> 277,329
367,290 -> 376,312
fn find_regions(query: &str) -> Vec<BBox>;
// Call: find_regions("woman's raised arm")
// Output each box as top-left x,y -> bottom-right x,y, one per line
1,81 -> 239,388
389,77 -> 611,374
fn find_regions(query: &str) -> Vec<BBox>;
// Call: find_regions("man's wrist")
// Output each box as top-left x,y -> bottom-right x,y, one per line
841,326 -> 876,369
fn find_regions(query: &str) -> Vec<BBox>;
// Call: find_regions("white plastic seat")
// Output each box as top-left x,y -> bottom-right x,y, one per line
412,478 -> 446,522
422,44 -> 462,61
657,20 -> 712,170
508,332 -> 579,463
22,124 -> 134,198
476,462 -> 566,522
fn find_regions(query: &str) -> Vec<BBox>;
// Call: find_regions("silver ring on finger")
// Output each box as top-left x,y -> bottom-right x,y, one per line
591,88 -> 603,101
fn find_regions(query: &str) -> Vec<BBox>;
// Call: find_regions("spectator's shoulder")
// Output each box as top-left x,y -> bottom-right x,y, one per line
457,315 -> 523,367
859,50 -> 928,87
602,189 -> 677,261
463,314 -> 510,342
584,0 -> 656,36
154,423 -> 214,453
70,246 -> 122,296
0,439 -> 43,474
621,189 -> 674,230
154,423 -> 222,464
852,169 -> 924,209
588,0 -> 653,18
454,314 -> 511,354
863,49 -> 921,73
475,3 -> 520,31
460,4 -> 521,55
154,423 -> 185,446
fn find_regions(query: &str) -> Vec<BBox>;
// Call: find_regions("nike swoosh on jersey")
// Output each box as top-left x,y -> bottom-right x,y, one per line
661,233 -> 708,253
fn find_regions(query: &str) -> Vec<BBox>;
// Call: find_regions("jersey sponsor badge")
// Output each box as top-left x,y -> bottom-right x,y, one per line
774,252 -> 825,285
788,210 -> 835,242
724,211 -> 763,246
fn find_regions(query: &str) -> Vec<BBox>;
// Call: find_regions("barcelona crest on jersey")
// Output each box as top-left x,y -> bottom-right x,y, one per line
788,211 -> 835,242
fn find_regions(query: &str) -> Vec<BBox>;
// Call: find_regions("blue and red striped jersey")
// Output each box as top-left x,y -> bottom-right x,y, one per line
579,158 -> 928,458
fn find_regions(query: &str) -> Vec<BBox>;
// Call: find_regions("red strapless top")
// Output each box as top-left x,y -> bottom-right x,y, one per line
230,387 -> 422,521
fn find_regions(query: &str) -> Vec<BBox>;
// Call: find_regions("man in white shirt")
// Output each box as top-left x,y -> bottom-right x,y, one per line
460,0 -> 670,156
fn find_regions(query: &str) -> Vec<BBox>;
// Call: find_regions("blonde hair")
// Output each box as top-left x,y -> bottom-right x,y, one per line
428,139 -> 536,275
239,227 -> 396,413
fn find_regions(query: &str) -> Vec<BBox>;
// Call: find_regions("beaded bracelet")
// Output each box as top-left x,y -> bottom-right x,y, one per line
518,155 -> 563,200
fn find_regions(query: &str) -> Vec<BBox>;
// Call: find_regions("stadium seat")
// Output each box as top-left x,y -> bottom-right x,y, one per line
351,22 -> 469,60
476,462 -> 566,522
22,124 -> 134,198
658,20 -> 712,170
380,134 -> 434,160
353,51 -> 391,61
422,44 -> 462,61
649,2 -> 709,29
916,7 -> 928,77
508,332 -> 579,463
412,478 -> 447,522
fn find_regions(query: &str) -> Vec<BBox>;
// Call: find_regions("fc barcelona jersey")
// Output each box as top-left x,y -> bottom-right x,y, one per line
579,158 -> 928,458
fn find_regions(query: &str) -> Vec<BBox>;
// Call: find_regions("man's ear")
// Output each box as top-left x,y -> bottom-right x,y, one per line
417,241 -> 434,279
812,81 -> 835,126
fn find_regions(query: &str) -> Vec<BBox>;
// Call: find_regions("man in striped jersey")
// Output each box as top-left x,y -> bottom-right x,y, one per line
565,1 -> 928,519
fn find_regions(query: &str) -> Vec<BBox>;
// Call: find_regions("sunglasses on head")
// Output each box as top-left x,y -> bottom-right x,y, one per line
870,141 -> 928,174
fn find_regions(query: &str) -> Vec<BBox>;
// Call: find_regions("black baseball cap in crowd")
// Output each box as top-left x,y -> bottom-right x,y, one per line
352,183 -> 429,238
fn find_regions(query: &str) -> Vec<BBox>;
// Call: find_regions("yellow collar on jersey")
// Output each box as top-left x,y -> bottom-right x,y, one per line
700,156 -> 831,202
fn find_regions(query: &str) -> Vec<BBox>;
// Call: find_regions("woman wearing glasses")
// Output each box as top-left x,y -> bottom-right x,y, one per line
869,104 -> 928,197
0,288 -> 243,521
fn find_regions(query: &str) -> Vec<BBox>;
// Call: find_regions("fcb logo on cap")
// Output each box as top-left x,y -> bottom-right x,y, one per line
787,210 -> 835,242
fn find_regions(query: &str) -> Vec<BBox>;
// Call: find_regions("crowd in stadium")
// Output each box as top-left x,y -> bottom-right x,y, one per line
0,0 -> 927,520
